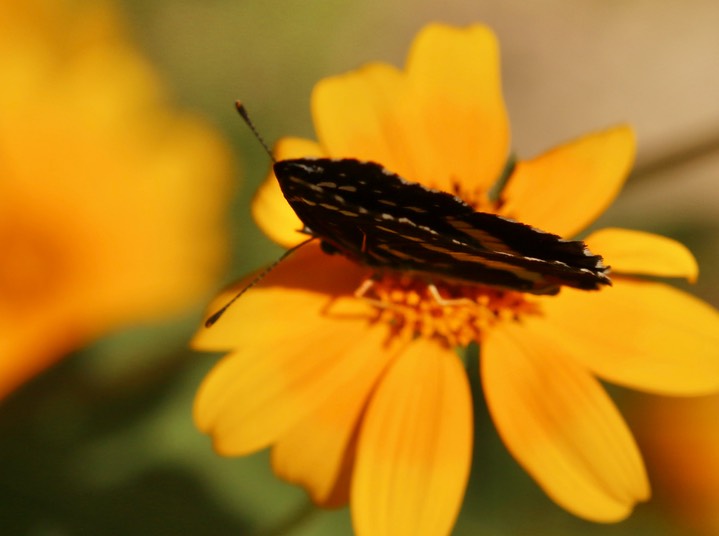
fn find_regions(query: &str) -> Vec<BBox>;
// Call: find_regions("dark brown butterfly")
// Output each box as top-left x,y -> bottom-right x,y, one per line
205,103 -> 610,327
274,157 -> 610,295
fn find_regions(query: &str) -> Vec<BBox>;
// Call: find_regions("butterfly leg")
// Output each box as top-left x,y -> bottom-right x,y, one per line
354,277 -> 393,309
356,278 -> 474,309
427,283 -> 475,307
353,275 -> 409,313
354,277 -> 376,300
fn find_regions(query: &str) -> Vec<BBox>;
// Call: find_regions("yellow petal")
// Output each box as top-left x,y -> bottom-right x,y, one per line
352,339 -> 472,536
194,317 -> 389,457
312,24 -> 509,196
402,23 -> 509,194
193,243 -> 380,455
586,227 -> 698,282
251,137 -> 325,247
483,322 -> 650,521
499,126 -> 635,237
271,324 -> 395,507
312,63 -> 406,171
192,241 -> 370,350
538,279 -> 719,395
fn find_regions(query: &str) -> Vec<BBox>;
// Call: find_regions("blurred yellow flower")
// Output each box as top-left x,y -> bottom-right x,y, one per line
633,395 -> 719,536
193,23 -> 719,535
0,1 -> 232,398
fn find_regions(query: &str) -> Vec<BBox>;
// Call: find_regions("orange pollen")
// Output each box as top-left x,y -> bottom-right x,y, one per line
361,273 -> 542,348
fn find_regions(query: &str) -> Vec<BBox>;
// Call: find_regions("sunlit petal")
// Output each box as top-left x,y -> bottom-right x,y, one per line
352,340 -> 472,536
312,24 -> 509,197
192,242 -> 370,351
538,279 -> 719,395
483,322 -> 650,522
402,23 -> 509,194
499,126 -> 634,237
252,137 -> 324,247
271,325 -> 395,507
586,227 -> 698,282
312,63 -> 406,171
193,244 -> 377,455
194,315 -> 389,456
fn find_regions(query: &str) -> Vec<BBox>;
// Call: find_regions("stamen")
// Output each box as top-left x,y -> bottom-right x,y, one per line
357,273 -> 542,348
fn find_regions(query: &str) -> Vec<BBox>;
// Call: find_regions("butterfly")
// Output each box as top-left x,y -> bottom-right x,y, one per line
274,157 -> 610,295
205,103 -> 610,327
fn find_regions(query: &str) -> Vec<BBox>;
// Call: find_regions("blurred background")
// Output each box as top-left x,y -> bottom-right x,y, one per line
2,0 -> 719,534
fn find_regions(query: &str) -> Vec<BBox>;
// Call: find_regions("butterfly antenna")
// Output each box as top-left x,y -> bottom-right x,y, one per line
205,236 -> 315,327
235,101 -> 276,163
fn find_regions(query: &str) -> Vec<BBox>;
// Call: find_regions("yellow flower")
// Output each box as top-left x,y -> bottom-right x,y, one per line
633,395 -> 719,536
0,1 -> 232,398
193,23 -> 719,535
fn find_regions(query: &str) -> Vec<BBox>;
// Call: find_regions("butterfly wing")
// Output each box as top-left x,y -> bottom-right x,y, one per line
273,158 -> 610,293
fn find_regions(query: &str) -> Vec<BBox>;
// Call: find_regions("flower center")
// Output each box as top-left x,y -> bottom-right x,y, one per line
361,273 -> 542,348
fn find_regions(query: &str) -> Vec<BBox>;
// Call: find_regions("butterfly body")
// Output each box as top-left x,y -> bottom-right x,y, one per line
273,157 -> 610,295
